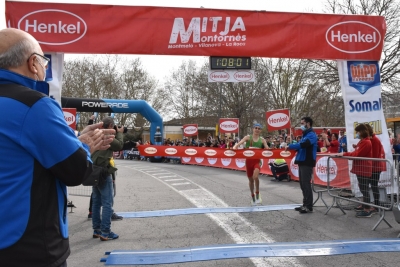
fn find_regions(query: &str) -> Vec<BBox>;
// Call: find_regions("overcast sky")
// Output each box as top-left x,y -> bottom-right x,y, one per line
1,0 -> 324,84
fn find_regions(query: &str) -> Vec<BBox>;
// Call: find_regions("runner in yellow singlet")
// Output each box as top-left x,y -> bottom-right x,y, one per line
233,123 -> 270,206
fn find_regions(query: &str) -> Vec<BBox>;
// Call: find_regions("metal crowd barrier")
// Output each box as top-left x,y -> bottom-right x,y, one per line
68,184 -> 92,197
325,155 -> 394,231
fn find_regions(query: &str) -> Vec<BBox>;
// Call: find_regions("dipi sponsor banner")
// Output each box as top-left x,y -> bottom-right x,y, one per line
5,2 -> 385,60
219,118 -> 239,133
62,108 -> 76,129
183,124 -> 198,136
266,109 -> 290,131
138,145 -> 294,159
337,60 -> 393,188
208,70 -> 255,83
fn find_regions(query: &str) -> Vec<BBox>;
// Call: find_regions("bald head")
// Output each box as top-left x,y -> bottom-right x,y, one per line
0,28 -> 45,80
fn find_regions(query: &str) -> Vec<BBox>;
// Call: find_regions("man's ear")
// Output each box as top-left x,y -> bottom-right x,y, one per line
27,56 -> 39,75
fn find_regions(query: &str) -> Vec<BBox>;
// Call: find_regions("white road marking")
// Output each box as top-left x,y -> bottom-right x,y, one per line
171,182 -> 191,186
128,164 -> 302,267
164,179 -> 185,181
157,176 -> 178,178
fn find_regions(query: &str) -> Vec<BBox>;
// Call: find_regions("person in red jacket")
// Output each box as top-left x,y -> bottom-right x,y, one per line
325,133 -> 340,153
365,124 -> 386,213
338,124 -> 372,218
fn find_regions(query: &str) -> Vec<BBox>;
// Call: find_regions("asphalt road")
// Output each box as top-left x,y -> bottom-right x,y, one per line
66,159 -> 400,267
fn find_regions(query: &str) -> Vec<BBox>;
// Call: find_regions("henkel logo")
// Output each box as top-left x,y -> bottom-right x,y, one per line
182,157 -> 191,163
233,71 -> 253,82
235,158 -> 246,168
316,156 -> 337,182
165,148 -> 177,155
290,158 -> 299,178
184,126 -> 197,135
185,148 -> 197,156
63,111 -> 75,126
18,9 -> 87,45
243,150 -> 255,157
207,158 -> 217,165
262,151 -> 274,157
325,21 -> 381,54
210,71 -> 229,82
221,158 -> 231,166
220,121 -> 238,131
224,150 -> 236,157
195,157 -> 204,163
144,147 -> 157,154
205,149 -> 217,156
280,151 -> 292,158
268,113 -> 289,128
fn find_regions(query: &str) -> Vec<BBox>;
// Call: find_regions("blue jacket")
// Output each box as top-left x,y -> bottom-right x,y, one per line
339,135 -> 347,152
0,69 -> 92,267
288,128 -> 317,167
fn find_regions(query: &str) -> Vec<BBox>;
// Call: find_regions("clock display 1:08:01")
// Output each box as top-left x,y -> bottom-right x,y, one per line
210,56 -> 251,69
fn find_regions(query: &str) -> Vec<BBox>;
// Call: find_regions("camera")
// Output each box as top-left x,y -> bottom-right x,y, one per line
114,125 -> 128,133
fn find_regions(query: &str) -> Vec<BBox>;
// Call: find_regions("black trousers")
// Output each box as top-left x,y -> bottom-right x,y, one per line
371,172 -> 381,206
299,165 -> 314,208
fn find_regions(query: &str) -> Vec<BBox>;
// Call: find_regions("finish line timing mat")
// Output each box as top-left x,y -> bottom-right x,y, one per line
98,204 -> 400,265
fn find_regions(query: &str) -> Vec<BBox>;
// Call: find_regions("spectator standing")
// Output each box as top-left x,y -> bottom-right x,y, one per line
338,124 -> 373,218
285,117 -> 318,214
233,123 -> 270,206
325,133 -> 340,153
338,130 -> 348,152
91,117 -> 124,241
365,124 -> 386,213
0,28 -> 114,267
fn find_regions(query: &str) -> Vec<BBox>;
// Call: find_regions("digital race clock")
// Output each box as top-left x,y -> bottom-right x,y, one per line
210,56 -> 251,69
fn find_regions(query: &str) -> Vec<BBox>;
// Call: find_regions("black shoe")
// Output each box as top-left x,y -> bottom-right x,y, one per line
299,207 -> 313,213
111,213 -> 123,221
294,206 -> 303,211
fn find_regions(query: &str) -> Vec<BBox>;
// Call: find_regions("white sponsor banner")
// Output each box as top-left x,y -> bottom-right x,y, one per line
337,60 -> 394,191
208,69 -> 255,83
45,52 -> 64,106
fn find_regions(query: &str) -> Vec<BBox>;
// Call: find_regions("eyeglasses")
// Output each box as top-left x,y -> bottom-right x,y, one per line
28,53 -> 50,69
254,127 -> 261,130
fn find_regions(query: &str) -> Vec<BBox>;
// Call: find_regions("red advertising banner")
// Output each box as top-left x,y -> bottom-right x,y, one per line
266,109 -> 291,131
180,154 -> 351,189
5,2 -> 385,60
183,124 -> 198,136
219,118 -> 239,134
138,145 -> 293,159
62,108 -> 76,130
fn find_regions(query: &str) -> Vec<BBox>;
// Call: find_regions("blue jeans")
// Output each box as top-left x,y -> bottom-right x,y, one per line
92,176 -> 114,234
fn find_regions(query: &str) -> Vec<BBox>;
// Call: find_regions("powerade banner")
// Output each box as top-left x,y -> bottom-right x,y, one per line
338,60 -> 393,190
61,97 -> 163,144
5,2 -> 386,60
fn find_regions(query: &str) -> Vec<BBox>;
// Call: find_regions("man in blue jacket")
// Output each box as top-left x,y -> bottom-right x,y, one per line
0,28 -> 114,267
285,117 -> 317,214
